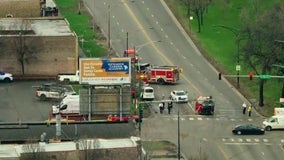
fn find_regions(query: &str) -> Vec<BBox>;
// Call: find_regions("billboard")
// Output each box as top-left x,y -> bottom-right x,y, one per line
79,58 -> 131,85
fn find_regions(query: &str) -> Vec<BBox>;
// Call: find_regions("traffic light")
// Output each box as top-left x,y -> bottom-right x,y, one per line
218,73 -> 222,80
249,72 -> 254,80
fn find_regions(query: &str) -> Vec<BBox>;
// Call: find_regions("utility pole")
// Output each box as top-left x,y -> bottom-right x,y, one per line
177,106 -> 181,160
126,32 -> 129,52
214,25 -> 241,88
108,4 -> 110,50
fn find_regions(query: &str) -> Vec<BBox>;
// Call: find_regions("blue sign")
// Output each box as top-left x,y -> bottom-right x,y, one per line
102,59 -> 129,74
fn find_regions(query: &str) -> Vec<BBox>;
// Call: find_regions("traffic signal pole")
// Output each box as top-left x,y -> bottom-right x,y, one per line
219,74 -> 284,79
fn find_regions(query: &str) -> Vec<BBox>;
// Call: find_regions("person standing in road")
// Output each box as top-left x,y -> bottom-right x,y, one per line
167,101 -> 173,114
159,102 -> 164,114
242,102 -> 247,115
248,105 -> 252,117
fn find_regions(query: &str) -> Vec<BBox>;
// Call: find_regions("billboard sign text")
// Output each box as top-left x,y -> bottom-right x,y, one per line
80,58 -> 131,85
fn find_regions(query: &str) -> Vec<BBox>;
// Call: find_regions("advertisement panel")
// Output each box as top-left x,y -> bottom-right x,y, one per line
79,58 -> 131,85
274,108 -> 284,115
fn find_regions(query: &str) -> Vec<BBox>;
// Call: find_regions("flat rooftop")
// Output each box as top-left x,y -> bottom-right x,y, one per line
0,17 -> 75,36
0,137 -> 139,158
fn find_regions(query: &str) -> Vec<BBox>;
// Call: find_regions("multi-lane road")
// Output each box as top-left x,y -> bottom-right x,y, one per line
85,0 -> 284,159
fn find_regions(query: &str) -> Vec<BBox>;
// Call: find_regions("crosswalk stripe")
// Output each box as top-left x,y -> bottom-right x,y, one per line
164,117 -> 255,122
221,138 -> 284,145
246,138 -> 251,142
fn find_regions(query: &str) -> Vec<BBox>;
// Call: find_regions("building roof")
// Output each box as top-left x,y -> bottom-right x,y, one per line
46,0 -> 57,8
0,17 -> 75,36
0,137 -> 139,158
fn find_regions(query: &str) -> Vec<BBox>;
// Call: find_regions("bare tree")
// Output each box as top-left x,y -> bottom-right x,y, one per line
13,19 -> 43,75
181,0 -> 211,33
240,3 -> 284,106
21,139 -> 47,160
0,25 -> 6,56
79,138 -> 97,160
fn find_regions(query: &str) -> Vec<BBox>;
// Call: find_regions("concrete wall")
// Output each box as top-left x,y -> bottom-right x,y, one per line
0,35 -> 78,76
19,147 -> 138,160
0,0 -> 41,18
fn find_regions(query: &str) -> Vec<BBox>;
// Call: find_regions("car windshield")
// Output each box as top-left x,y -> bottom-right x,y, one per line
267,117 -> 276,122
176,91 -> 185,96
0,71 -> 4,75
145,89 -> 153,93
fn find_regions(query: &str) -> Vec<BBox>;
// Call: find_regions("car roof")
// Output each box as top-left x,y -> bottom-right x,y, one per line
235,124 -> 259,128
173,90 -> 185,92
42,82 -> 57,86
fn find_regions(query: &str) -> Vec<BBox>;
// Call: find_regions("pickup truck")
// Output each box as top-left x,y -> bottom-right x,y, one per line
0,71 -> 13,82
35,83 -> 76,101
58,70 -> 79,83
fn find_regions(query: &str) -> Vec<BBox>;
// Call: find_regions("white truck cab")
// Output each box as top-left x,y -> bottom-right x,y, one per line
58,70 -> 80,83
52,95 -> 80,114
263,115 -> 284,131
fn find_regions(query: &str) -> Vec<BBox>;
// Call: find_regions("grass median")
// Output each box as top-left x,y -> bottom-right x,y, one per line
164,0 -> 283,116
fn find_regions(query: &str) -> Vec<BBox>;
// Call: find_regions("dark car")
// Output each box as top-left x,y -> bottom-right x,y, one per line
232,124 -> 265,135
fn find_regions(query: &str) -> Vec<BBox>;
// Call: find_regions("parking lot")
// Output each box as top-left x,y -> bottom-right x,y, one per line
0,80 -> 68,122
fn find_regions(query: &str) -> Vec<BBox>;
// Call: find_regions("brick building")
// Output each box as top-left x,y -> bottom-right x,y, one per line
0,17 -> 78,77
0,0 -> 41,18
0,0 -> 58,18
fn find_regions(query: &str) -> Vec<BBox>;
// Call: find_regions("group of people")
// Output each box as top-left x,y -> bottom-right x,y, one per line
242,102 -> 252,117
158,100 -> 252,116
159,101 -> 173,114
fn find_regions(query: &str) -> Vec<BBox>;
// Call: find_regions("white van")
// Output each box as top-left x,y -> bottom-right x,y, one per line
141,86 -> 154,101
263,115 -> 284,131
52,95 -> 80,114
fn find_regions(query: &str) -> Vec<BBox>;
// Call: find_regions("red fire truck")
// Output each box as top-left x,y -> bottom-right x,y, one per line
144,65 -> 181,84
195,96 -> 215,115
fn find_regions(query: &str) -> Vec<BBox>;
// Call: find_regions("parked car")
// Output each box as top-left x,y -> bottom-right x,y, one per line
232,124 -> 265,135
0,71 -> 13,82
107,114 -> 139,122
35,83 -> 75,101
170,90 -> 188,103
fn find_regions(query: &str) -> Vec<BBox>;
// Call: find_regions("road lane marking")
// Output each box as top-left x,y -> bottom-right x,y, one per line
121,0 -> 202,96
225,143 -> 258,145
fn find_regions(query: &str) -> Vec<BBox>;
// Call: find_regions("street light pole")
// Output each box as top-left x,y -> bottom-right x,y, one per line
135,40 -> 162,53
273,40 -> 284,102
126,32 -> 129,50
177,106 -> 181,160
108,4 -> 110,50
214,25 -> 241,88
237,37 -> 240,88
